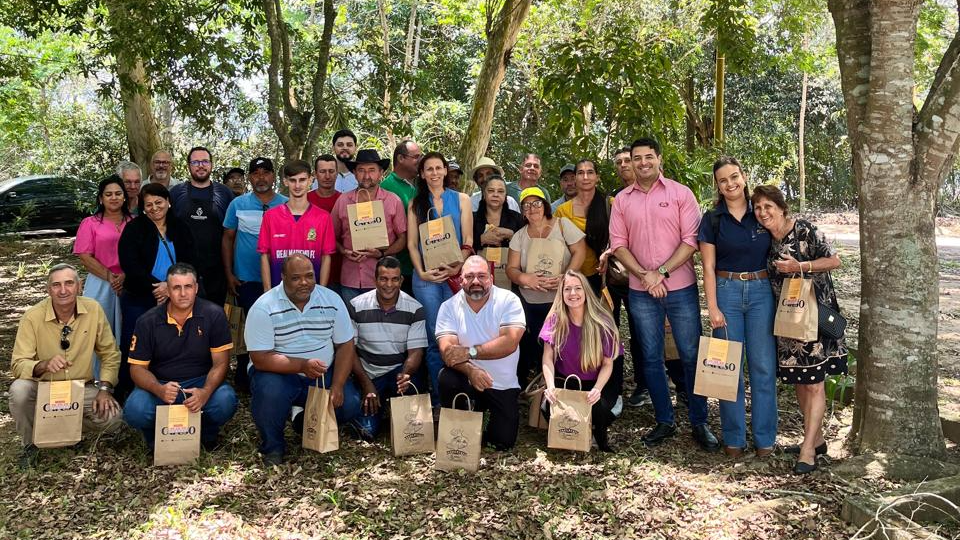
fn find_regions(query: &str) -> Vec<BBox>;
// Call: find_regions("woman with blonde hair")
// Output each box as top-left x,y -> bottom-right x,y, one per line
539,270 -> 622,452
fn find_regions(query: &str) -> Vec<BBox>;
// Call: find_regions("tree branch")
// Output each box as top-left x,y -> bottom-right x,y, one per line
304,0 -> 336,159
916,27 -> 960,189
262,0 -> 294,154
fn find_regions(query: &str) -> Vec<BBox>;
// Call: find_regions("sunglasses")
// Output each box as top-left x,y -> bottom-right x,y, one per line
60,325 -> 72,351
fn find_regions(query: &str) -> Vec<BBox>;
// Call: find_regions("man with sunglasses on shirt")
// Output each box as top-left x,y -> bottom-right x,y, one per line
222,157 -> 288,391
9,263 -> 123,469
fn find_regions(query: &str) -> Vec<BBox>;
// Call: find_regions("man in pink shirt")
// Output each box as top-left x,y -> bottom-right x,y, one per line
331,149 -> 408,304
258,160 -> 336,291
609,137 -> 718,452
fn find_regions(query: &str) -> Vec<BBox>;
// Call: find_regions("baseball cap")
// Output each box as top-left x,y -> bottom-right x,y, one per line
248,157 -> 274,174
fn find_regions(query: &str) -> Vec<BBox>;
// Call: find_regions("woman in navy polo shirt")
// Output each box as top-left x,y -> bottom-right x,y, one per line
698,156 -> 777,459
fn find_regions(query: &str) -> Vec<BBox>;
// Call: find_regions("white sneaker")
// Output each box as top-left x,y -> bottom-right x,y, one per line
611,395 -> 624,418
291,405 -> 304,422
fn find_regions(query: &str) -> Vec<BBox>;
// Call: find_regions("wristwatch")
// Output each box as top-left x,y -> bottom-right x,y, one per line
468,346 -> 478,360
658,265 -> 670,279
97,383 -> 114,394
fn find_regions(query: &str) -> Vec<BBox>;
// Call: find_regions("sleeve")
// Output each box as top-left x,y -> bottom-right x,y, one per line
257,211 -> 272,255
118,221 -> 153,294
559,217 -> 586,246
244,302 -> 276,352
331,197 -> 345,239
538,313 -> 557,345
501,293 -> 526,329
554,202 -> 571,220
697,210 -> 716,244
331,295 -> 354,345
806,221 -> 836,260
320,210 -> 336,255
434,299 -> 458,339
207,307 -> 233,353
389,193 -> 408,234
73,217 -> 96,255
408,305 -> 428,349
93,306 -> 121,385
346,299 -> 359,341
608,195 -> 629,251
223,199 -> 239,230
678,186 -> 701,249
508,228 -> 524,252
127,314 -> 154,367
10,313 -> 40,379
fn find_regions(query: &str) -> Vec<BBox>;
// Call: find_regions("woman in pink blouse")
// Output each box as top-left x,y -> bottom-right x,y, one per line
73,175 -> 133,346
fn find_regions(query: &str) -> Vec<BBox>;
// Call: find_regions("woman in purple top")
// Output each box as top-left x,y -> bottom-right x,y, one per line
539,270 -> 622,452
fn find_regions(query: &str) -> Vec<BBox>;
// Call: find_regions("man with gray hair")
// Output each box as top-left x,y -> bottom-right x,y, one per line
145,150 -> 183,189
435,255 -> 525,450
117,160 -> 143,215
9,263 -> 123,469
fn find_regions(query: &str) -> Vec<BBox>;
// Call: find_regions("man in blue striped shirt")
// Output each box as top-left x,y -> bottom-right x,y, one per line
347,256 -> 428,440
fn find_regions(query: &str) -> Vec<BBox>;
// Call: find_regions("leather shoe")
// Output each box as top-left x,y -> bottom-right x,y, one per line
722,445 -> 744,458
755,447 -> 775,458
642,422 -> 676,446
692,425 -> 720,452
784,442 -> 827,456
793,459 -> 818,475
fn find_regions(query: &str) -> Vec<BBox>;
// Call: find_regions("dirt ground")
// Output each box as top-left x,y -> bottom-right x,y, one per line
0,217 -> 957,539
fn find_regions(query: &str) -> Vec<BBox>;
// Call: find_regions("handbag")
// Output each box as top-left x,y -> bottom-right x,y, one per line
605,255 -> 629,287
818,301 -> 846,340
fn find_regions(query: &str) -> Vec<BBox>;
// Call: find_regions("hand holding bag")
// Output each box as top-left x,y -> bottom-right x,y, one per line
347,188 -> 390,251
692,329 -> 743,402
547,375 -> 593,453
774,265 -> 819,342
33,368 -> 84,448
303,376 -> 339,453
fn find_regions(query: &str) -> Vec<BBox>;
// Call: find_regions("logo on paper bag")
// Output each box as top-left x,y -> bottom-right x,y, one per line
403,413 -> 425,442
424,232 -> 452,245
558,413 -> 581,440
445,429 -> 469,461
533,254 -> 555,276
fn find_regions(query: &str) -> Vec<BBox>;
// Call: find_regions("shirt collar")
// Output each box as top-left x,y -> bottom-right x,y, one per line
623,173 -> 668,194
715,198 -> 755,217
43,297 -> 85,322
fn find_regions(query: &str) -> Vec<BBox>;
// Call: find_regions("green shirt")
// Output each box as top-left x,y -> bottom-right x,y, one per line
380,172 -> 418,274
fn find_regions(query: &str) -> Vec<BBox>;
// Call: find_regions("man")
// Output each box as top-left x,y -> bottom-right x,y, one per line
333,129 -> 358,193
169,146 -> 235,305
258,160 -> 335,291
245,253 -> 362,465
550,164 -> 577,212
222,157 -> 288,391
469,157 -> 520,212
332,149 -> 408,304
348,256 -> 427,440
9,264 -> 122,468
506,153 -> 551,204
380,140 -> 421,292
118,160 -> 143,215
606,147 -> 688,408
145,150 -> 182,188
609,137 -> 718,451
308,154 -> 343,294
123,263 -> 238,451
436,256 -> 525,451
223,167 -> 247,197
445,161 -> 463,190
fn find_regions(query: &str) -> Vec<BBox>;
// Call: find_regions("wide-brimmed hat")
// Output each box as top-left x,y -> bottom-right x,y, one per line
472,156 -> 504,181
346,149 -> 390,172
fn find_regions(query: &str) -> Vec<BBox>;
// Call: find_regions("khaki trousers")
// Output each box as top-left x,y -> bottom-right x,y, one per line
9,379 -> 122,446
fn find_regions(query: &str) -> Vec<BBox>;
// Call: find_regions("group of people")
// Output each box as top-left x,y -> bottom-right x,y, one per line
9,131 -> 847,475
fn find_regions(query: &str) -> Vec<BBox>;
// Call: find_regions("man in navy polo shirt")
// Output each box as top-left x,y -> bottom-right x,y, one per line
123,263 -> 238,452
245,253 -> 362,465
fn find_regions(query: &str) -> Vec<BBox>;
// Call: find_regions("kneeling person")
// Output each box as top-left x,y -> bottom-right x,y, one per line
123,263 -> 238,451
246,254 -> 361,465
348,256 -> 427,440
436,256 -> 525,450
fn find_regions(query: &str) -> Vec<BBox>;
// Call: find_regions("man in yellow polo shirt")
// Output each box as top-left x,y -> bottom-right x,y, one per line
9,263 -> 123,469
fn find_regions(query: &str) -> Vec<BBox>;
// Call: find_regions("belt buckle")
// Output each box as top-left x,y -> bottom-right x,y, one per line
738,272 -> 750,281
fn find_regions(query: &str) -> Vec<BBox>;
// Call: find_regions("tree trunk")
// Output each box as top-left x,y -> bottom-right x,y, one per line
830,0 -> 960,458
713,51 -> 725,148
798,70 -> 808,212
457,0 -> 533,191
378,0 -> 395,150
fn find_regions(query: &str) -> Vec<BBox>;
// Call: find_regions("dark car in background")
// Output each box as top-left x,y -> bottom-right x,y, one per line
0,175 -> 98,234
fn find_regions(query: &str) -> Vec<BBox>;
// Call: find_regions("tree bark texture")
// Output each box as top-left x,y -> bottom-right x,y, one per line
713,52 -> 725,147
457,0 -> 533,190
829,0 -> 960,458
798,70 -> 808,211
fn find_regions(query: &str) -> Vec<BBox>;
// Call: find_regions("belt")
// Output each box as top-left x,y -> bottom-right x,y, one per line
717,270 -> 769,281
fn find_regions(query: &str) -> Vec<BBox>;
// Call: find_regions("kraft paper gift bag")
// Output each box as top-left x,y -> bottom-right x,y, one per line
547,375 -> 592,453
224,295 -> 246,355
347,189 -> 389,251
154,404 -> 201,466
524,373 -> 548,429
525,238 -> 564,278
484,246 -> 512,290
303,377 -> 339,453
33,371 -> 84,448
664,321 -> 680,361
435,393 -> 483,473
692,334 -> 744,402
774,275 -> 819,342
389,382 -> 435,457
419,212 -> 463,271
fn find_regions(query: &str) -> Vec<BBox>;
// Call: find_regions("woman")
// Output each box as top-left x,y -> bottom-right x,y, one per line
472,174 -> 523,252
74,175 -> 132,349
506,187 -> 586,388
753,184 -> 846,474
553,159 -> 610,294
116,183 -> 198,403
698,157 -> 778,459
540,271 -> 621,452
406,151 -> 474,407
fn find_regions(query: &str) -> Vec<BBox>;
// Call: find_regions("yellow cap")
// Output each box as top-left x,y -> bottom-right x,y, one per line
519,186 -> 546,203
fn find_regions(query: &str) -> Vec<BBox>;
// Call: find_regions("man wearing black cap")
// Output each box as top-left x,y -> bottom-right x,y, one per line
445,161 -> 463,191
551,163 -> 577,212
331,149 -> 408,304
222,168 -> 247,197
222,157 -> 288,391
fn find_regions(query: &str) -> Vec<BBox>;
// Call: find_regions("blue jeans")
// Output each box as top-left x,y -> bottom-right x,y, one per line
249,367 -> 362,455
118,293 -> 157,404
122,375 -> 238,447
714,277 -> 778,449
340,286 -> 373,306
412,273 -> 454,406
354,365 -> 424,437
234,281 -> 265,391
629,284 -> 708,426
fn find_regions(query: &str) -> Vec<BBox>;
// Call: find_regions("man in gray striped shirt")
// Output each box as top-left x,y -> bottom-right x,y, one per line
347,257 -> 427,440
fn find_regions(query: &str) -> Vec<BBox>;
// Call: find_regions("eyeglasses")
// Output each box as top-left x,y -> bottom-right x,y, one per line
521,200 -> 544,210
152,160 -> 171,166
462,273 -> 490,282
403,153 -> 423,161
189,159 -> 212,167
60,325 -> 72,351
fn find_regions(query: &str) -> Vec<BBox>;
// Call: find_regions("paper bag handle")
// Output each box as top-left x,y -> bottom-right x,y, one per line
398,381 -> 419,396
427,206 -> 442,221
41,367 -> 71,382
452,392 -> 473,411
562,374 -> 583,391
355,187 -> 375,204
314,374 -> 328,390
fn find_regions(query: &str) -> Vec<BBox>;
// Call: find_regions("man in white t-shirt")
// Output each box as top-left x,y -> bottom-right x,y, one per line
435,256 -> 526,450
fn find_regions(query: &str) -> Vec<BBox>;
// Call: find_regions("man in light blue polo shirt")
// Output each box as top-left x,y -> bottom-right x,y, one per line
245,253 -> 361,465
222,157 -> 288,392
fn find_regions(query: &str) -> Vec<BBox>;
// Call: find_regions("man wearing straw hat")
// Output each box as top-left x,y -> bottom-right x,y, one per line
331,149 -> 409,304
468,156 -> 520,212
